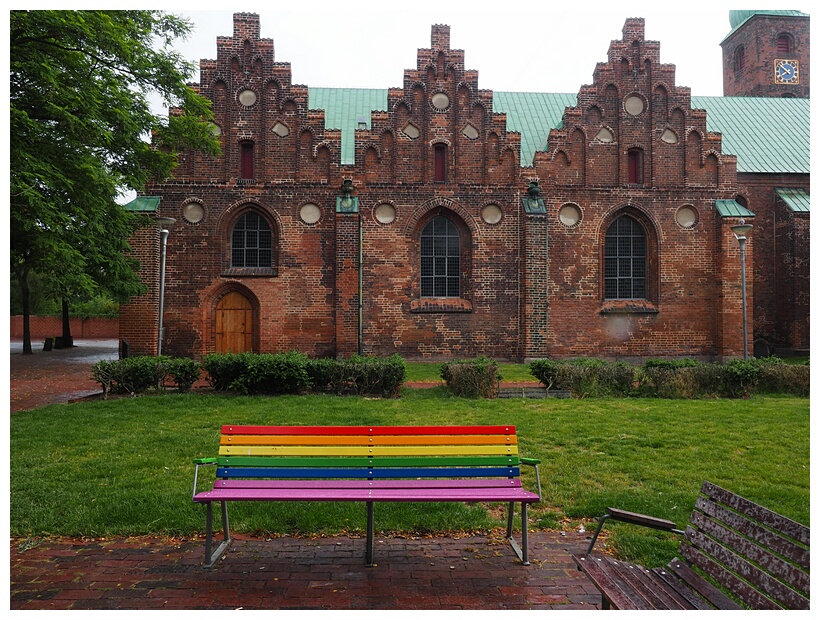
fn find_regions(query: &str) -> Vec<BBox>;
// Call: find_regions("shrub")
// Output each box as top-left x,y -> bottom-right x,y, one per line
202,352 -> 252,391
530,358 -> 634,397
441,357 -> 500,398
309,355 -> 406,397
166,357 -> 202,393
92,356 -> 168,395
228,351 -> 311,395
756,361 -> 810,397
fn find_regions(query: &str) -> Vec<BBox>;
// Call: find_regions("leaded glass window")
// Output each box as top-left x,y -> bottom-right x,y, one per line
604,215 -> 646,299
231,212 -> 272,268
420,216 -> 460,297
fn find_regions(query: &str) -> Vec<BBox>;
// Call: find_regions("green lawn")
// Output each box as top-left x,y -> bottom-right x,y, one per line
9,389 -> 809,567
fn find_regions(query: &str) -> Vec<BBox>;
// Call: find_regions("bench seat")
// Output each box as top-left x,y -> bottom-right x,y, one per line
192,424 -> 541,568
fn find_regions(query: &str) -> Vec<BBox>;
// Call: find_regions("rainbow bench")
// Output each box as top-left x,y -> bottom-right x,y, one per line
192,425 -> 542,568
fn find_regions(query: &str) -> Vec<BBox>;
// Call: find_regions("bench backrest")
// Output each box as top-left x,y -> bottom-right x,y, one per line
216,425 -> 523,481
680,481 -> 810,609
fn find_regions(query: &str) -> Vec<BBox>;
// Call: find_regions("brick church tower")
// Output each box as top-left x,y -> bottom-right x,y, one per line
721,10 -> 810,98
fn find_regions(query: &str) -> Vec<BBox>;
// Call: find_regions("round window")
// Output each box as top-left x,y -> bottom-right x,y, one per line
624,95 -> 645,116
238,89 -> 257,107
374,203 -> 396,224
481,204 -> 503,225
558,204 -> 582,227
431,92 -> 450,111
182,202 -> 204,224
300,203 -> 321,225
676,206 -> 698,229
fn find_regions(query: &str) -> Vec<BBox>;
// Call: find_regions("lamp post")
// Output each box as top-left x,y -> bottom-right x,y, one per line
731,218 -> 753,359
156,217 -> 176,356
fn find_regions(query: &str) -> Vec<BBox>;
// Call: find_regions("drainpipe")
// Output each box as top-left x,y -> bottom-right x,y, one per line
358,209 -> 363,356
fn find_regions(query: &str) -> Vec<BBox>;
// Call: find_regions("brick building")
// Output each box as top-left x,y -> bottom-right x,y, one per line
120,10 -> 810,362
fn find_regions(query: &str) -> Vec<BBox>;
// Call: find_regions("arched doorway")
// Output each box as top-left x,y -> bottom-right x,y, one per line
215,291 -> 254,353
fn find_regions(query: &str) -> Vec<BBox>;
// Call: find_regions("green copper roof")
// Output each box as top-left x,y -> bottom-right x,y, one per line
309,88 -> 387,165
691,96 -> 810,174
491,92 -> 578,165
725,11 -> 809,41
308,88 -> 809,175
776,187 -> 810,213
122,196 -> 160,211
715,199 -> 756,218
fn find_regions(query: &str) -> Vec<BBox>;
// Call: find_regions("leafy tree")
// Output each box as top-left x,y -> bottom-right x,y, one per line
10,10 -> 220,353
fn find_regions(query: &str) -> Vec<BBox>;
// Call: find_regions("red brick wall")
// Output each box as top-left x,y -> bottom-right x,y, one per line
10,316 -> 118,339
120,14 -> 806,362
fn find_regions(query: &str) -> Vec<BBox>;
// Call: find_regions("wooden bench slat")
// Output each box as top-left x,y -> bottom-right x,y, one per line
604,557 -> 690,609
222,424 -> 516,436
215,466 -> 521,479
195,486 -> 539,503
690,510 -> 811,596
573,555 -> 653,609
221,434 -> 516,446
695,496 -> 810,569
218,455 -> 519,468
650,566 -> 717,610
701,481 -> 810,546
681,533 -> 809,609
214,478 -> 527,490
666,556 -> 743,609
219,445 -> 518,457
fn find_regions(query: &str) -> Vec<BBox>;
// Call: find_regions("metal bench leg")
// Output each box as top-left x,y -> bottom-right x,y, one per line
506,501 -> 531,566
203,500 -> 232,569
365,501 -> 375,566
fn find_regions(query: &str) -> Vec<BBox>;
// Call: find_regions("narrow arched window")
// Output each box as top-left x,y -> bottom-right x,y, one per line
231,212 -> 272,268
240,141 -> 255,180
627,148 -> 644,185
604,215 -> 646,299
777,34 -> 791,54
421,215 -> 460,297
734,46 -> 746,72
434,144 -> 447,182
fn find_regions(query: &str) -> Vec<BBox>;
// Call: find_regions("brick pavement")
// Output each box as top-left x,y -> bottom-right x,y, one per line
10,532 -> 600,610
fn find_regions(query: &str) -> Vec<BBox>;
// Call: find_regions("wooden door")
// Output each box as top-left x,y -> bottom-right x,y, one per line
215,291 -> 254,353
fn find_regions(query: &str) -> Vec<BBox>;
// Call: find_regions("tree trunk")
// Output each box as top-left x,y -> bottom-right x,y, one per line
18,271 -> 32,355
59,298 -> 74,348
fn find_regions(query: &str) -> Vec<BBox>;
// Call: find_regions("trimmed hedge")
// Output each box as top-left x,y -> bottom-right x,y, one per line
440,357 -> 500,398
100,351 -> 409,398
529,356 -> 809,398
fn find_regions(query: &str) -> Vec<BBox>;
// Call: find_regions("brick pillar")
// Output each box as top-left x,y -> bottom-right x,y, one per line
524,212 -> 549,359
118,226 -> 160,357
717,218 -> 754,359
335,211 -> 361,358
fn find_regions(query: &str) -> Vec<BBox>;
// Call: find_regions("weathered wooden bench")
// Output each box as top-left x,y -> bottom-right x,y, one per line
573,481 -> 810,609
192,424 -> 541,568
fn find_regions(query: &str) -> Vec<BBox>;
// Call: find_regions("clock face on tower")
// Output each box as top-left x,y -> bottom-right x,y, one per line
775,59 -> 800,84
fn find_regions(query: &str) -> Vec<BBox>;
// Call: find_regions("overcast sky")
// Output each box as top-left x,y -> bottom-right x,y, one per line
162,2 -> 812,99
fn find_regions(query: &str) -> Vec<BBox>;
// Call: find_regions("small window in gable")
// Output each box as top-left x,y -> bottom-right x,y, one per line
240,141 -> 254,180
434,144 -> 447,182
627,148 -> 644,185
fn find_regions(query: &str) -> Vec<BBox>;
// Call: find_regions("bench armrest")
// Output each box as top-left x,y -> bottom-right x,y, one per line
520,457 -> 542,499
192,459 -> 218,500
585,507 -> 684,555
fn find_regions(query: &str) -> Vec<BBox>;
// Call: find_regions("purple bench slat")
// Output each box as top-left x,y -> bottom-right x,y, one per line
195,486 -> 539,502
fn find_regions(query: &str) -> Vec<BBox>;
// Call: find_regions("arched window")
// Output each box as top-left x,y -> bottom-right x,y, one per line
734,46 -> 746,73
240,141 -> 255,180
627,148 -> 644,185
604,215 -> 646,299
231,211 -> 272,268
420,215 -> 460,297
777,34 -> 791,54
434,144 -> 447,182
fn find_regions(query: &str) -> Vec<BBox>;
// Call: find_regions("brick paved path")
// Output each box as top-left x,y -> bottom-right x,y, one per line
11,532 -> 600,610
